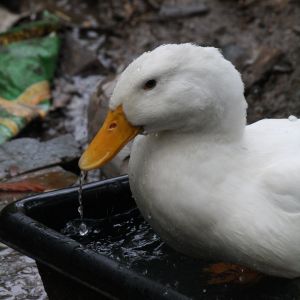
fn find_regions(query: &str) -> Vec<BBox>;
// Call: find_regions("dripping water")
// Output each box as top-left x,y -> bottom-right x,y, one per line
78,171 -> 87,219
78,171 -> 88,236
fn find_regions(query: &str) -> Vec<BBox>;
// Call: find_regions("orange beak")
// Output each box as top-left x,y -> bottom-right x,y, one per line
79,106 -> 140,171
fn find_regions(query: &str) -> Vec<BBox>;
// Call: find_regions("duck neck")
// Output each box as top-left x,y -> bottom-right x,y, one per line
158,117 -> 246,144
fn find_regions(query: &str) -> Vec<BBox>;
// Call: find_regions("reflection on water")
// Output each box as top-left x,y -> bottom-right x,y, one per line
0,243 -> 47,300
62,208 -> 300,300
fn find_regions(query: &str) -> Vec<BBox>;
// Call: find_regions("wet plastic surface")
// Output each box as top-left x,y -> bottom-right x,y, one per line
0,176 -> 188,300
61,208 -> 208,299
1,176 -> 300,300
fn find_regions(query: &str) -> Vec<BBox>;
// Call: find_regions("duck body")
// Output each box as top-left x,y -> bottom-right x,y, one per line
79,43 -> 300,279
129,118 -> 300,278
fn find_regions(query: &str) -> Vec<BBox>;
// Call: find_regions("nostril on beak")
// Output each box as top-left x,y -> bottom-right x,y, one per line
108,122 -> 118,130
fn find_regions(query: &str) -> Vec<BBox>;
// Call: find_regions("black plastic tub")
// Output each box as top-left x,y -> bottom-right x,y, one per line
0,176 -> 191,300
1,175 -> 300,300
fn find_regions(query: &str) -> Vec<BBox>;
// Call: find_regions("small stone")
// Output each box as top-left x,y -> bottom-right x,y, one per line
0,6 -> 20,32
245,47 -> 282,89
0,135 -> 80,179
61,34 -> 105,76
293,25 -> 300,35
159,2 -> 209,19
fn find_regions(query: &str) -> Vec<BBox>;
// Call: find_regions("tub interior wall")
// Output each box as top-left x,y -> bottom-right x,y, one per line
25,179 -> 135,231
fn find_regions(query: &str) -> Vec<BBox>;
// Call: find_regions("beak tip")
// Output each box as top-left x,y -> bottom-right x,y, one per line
78,152 -> 109,171
78,155 -> 90,171
78,106 -> 140,172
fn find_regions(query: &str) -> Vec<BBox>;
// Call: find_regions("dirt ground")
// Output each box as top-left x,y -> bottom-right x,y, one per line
1,0 -> 300,299
15,0 -> 300,143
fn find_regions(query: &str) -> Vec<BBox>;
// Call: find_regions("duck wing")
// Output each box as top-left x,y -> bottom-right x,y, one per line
246,119 -> 300,213
261,159 -> 300,213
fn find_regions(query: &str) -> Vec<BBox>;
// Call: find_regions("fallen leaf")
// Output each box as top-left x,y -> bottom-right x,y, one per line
0,181 -> 46,192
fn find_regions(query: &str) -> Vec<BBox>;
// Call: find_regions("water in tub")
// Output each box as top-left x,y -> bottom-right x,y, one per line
61,205 -> 300,300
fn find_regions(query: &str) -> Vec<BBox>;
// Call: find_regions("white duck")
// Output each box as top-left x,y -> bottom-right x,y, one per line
79,43 -> 300,279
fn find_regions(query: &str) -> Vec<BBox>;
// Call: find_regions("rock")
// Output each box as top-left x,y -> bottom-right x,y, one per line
222,44 -> 250,71
158,2 -> 209,19
61,34 -> 105,76
293,25 -> 300,35
245,47 -> 282,89
0,135 -> 80,179
0,6 -> 21,32
52,77 -> 76,109
286,68 -> 300,116
88,77 -> 117,140
64,75 -> 104,145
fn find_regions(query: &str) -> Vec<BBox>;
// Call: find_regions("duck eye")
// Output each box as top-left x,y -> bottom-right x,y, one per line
143,79 -> 157,90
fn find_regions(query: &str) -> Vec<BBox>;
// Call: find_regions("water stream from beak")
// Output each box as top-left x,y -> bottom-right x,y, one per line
78,171 -> 88,236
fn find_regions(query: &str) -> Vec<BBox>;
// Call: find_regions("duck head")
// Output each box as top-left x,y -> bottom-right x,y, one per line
79,43 -> 247,170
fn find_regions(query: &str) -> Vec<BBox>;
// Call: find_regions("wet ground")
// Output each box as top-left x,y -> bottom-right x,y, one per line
1,0 -> 300,299
0,243 -> 47,300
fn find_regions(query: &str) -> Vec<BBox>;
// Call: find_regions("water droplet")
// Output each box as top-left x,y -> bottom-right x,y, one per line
202,289 -> 207,293
77,206 -> 83,215
288,115 -> 298,122
143,269 -> 148,275
79,222 -> 88,236
78,171 -> 87,219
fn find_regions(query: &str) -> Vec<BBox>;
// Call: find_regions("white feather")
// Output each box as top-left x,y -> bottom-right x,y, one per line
109,43 -> 300,278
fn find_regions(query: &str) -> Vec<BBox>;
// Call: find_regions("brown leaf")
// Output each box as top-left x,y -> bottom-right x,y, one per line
0,181 -> 46,192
